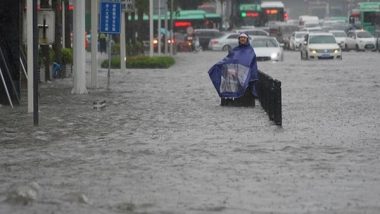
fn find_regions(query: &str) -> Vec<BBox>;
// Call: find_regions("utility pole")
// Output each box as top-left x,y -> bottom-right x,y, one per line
149,0 -> 153,57
170,0 -> 173,55
33,0 -> 39,125
40,0 -> 51,82
72,0 -> 87,94
120,4 -> 126,73
27,0 -> 34,113
91,0 -> 99,88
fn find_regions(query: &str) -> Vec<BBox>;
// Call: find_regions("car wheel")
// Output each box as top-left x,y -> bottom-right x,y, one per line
222,45 -> 231,51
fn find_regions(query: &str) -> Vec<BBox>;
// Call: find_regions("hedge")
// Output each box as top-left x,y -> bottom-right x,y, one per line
101,55 -> 175,69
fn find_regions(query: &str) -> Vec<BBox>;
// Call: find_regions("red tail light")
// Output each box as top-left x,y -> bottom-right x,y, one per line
210,40 -> 219,45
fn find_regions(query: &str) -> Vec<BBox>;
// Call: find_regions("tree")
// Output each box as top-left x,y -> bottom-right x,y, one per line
52,0 -> 62,66
40,0 -> 51,81
176,0 -> 209,10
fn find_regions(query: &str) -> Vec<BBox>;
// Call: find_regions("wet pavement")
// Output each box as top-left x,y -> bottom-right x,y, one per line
1,50 -> 380,214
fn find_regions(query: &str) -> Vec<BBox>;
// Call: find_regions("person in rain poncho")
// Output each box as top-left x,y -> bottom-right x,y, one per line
208,32 -> 258,99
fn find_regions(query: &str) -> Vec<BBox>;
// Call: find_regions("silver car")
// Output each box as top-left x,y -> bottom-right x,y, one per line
235,28 -> 269,37
299,32 -> 342,60
329,30 -> 350,51
289,31 -> 307,51
208,32 -> 240,51
346,30 -> 377,51
251,36 -> 284,61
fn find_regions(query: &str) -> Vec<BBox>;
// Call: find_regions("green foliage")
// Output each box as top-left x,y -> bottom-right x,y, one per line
127,56 -> 175,68
112,41 -> 145,56
38,46 -> 55,66
61,48 -> 73,64
126,41 -> 144,56
101,56 -> 122,69
176,0 -> 208,9
112,43 -> 120,55
101,55 -> 175,69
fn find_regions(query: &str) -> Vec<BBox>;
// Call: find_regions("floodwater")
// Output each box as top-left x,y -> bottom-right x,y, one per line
1,50 -> 380,214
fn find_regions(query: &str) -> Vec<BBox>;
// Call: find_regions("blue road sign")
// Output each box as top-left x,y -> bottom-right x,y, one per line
100,1 -> 121,34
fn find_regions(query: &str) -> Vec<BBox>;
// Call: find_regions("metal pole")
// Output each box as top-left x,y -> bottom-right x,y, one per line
27,0 -> 34,112
62,0 -> 65,48
33,0 -> 39,125
170,0 -> 173,55
149,0 -> 153,57
120,9 -> 126,73
72,0 -> 87,94
158,0 -> 161,55
91,0 -> 99,88
164,6 -> 168,54
107,34 -> 111,90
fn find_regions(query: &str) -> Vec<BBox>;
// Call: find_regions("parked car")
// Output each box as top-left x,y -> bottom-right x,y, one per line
208,32 -> 240,51
251,36 -> 283,61
235,28 -> 269,37
329,30 -> 349,50
194,29 -> 222,50
289,31 -> 307,51
300,32 -> 342,60
346,29 -> 377,51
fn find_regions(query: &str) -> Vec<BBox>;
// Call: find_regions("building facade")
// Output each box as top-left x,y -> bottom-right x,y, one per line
0,0 -> 21,105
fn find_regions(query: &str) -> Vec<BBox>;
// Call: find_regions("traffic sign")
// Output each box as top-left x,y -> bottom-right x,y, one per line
100,1 -> 121,34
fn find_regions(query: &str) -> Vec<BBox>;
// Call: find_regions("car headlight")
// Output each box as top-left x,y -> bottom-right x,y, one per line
271,52 -> 279,60
334,49 -> 341,53
309,49 -> 316,54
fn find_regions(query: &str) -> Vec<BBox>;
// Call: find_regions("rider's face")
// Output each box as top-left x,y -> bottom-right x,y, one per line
239,36 -> 248,44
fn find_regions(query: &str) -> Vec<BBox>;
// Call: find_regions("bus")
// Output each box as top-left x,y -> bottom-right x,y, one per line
236,0 -> 262,27
261,1 -> 286,26
357,2 -> 380,34
172,10 -> 222,32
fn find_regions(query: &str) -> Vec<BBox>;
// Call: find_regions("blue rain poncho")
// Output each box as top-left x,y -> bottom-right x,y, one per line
208,36 -> 258,98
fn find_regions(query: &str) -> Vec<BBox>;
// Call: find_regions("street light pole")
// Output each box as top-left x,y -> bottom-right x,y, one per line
91,0 -> 99,88
33,0 -> 39,125
72,0 -> 87,94
170,0 -> 173,55
149,0 -> 153,57
27,0 -> 33,113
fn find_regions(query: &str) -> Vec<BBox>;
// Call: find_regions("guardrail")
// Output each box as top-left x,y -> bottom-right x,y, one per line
256,70 -> 282,126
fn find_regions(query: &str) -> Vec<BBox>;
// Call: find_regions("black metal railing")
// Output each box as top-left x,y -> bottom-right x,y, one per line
256,70 -> 282,126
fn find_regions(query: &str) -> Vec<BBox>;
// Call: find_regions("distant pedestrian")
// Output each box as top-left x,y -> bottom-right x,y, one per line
99,33 -> 107,54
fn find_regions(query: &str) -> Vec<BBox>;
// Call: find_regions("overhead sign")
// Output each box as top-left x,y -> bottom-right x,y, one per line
121,0 -> 135,12
240,4 -> 261,11
100,1 -> 121,34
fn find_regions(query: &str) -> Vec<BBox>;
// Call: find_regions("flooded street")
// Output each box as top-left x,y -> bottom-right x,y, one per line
1,50 -> 380,214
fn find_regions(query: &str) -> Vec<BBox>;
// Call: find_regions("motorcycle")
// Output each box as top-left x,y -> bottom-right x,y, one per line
186,35 -> 202,53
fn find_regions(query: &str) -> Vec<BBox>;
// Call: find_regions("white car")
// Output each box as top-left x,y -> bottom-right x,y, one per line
251,36 -> 283,61
235,28 -> 269,37
289,31 -> 308,51
208,32 -> 240,51
329,30 -> 350,51
346,30 -> 377,51
300,32 -> 342,60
